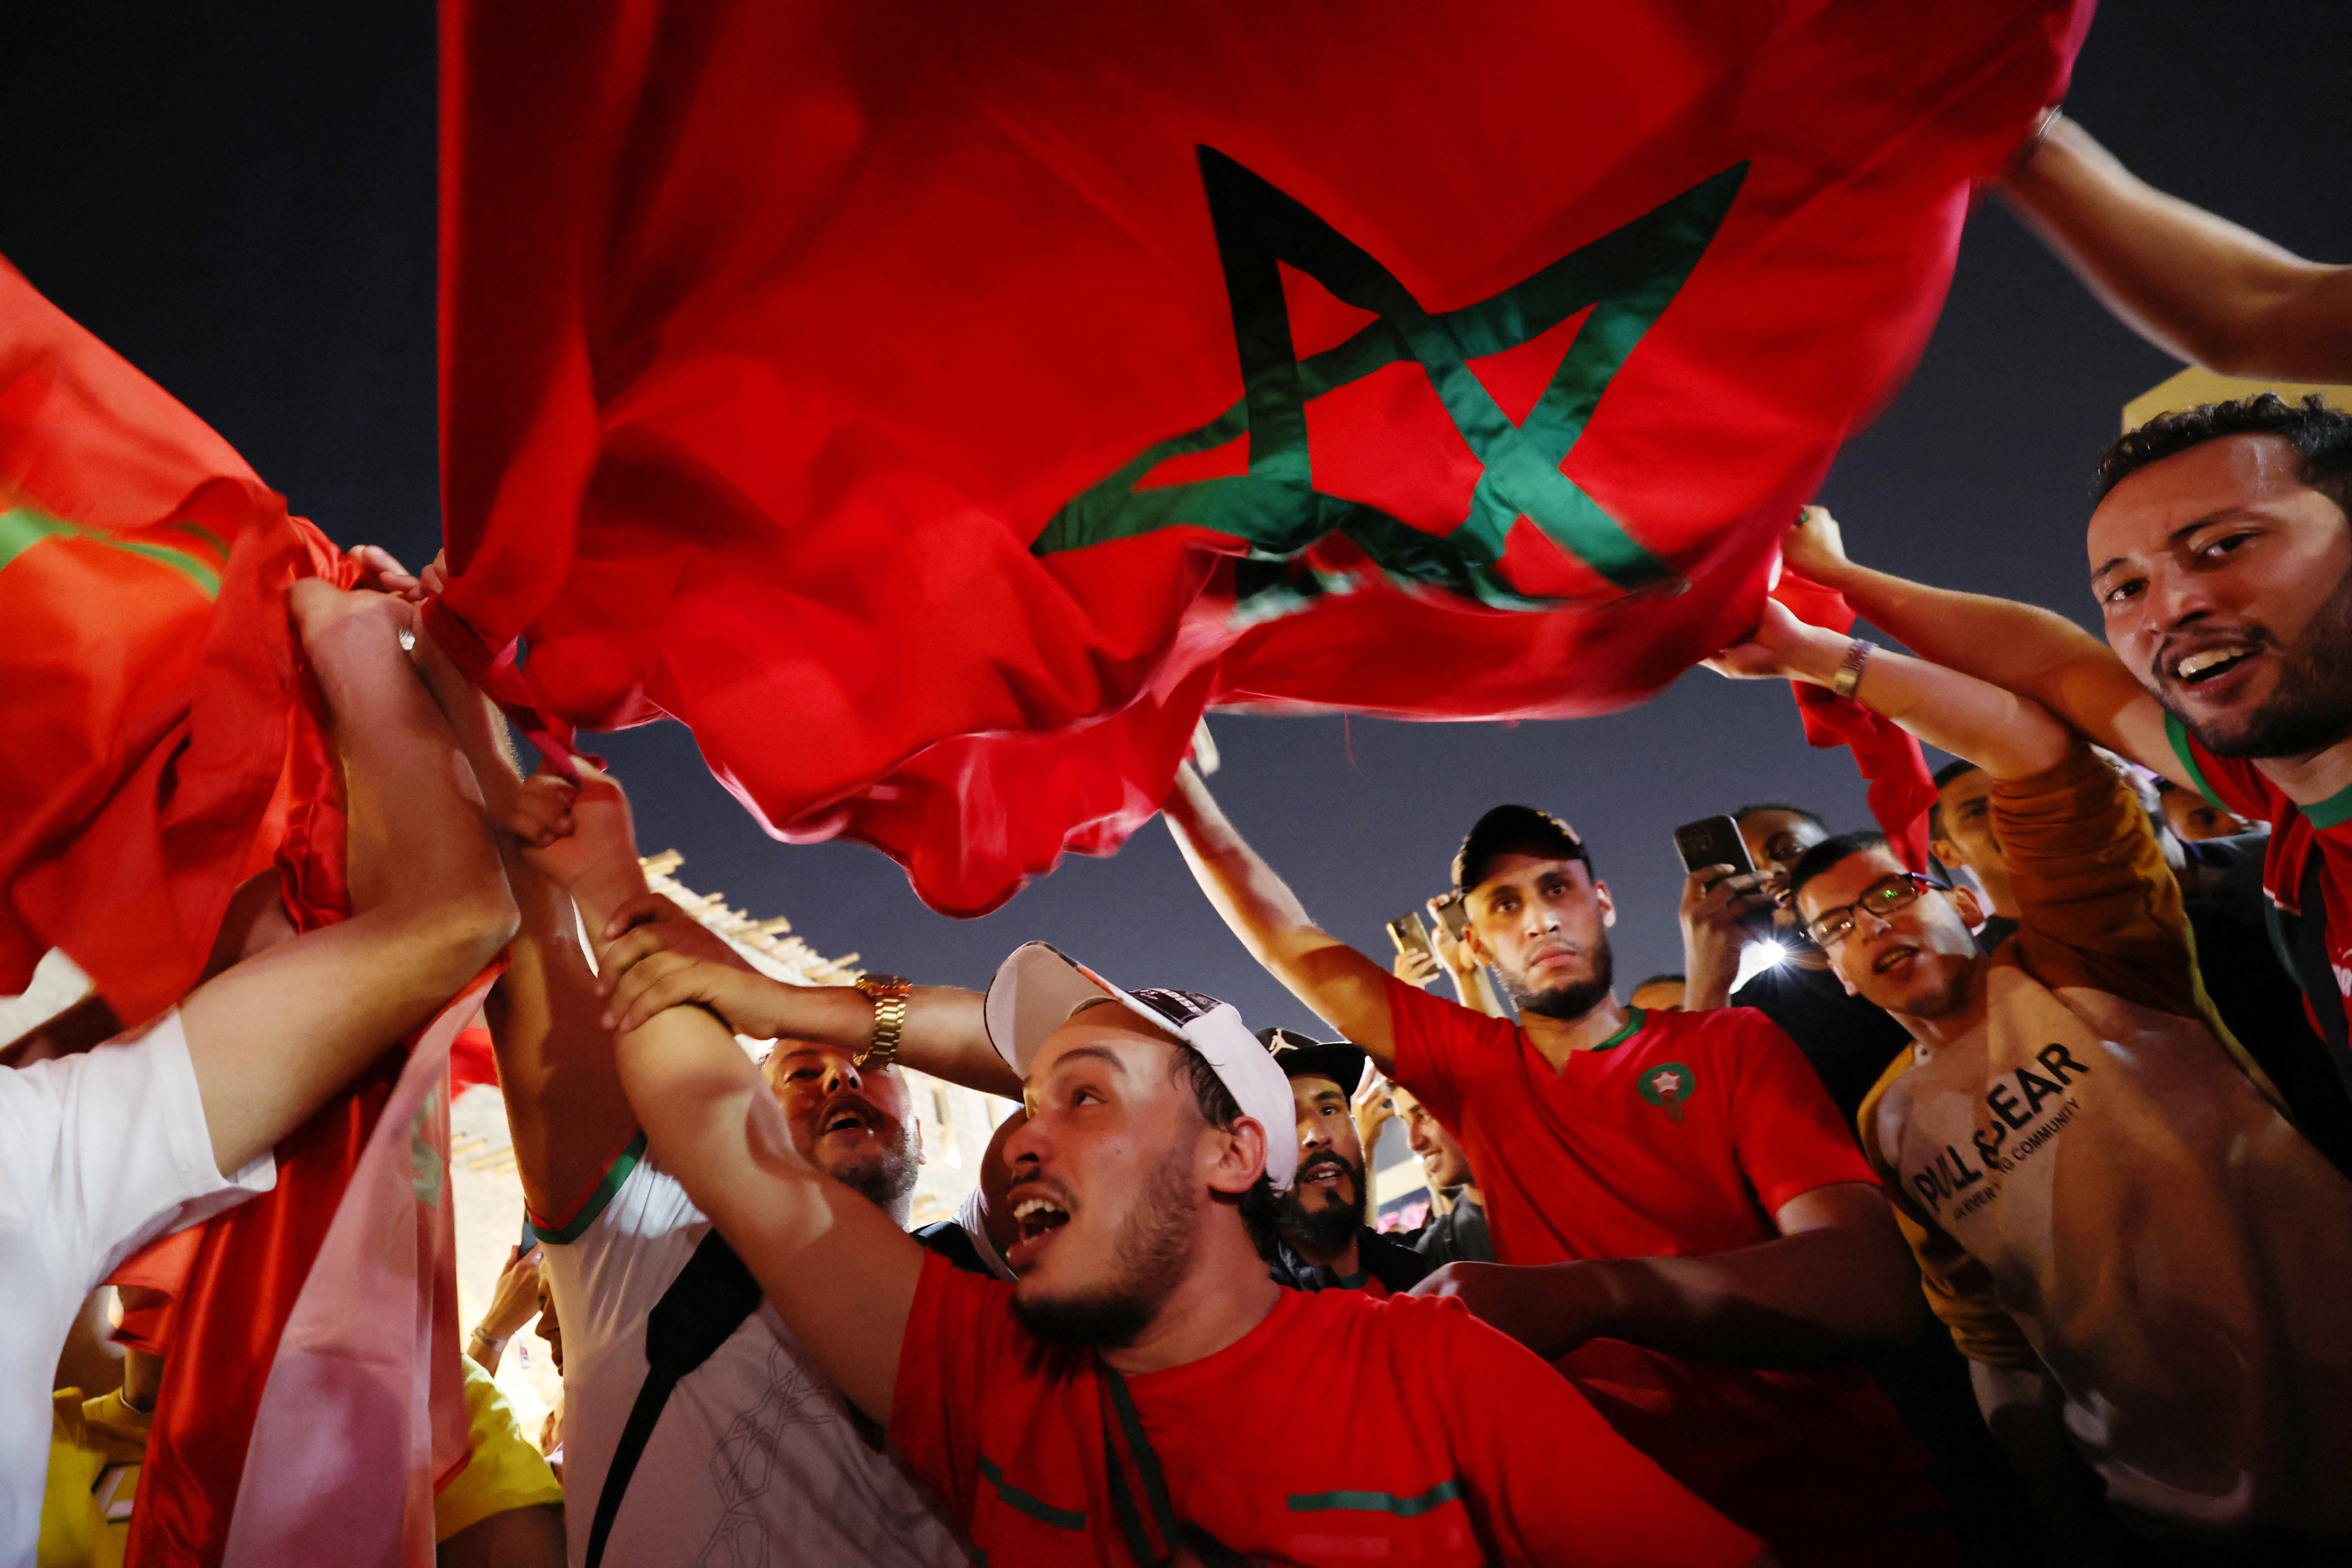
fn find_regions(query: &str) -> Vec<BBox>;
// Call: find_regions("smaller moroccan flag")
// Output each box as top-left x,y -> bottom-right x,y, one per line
0,257 -> 474,1568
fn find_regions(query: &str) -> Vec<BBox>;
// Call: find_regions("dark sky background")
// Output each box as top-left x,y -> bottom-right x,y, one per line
5,3 -> 2348,1039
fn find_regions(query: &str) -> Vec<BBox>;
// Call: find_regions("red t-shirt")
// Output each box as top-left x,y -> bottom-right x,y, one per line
2168,711 -> 2352,1036
889,1250 -> 1759,1567
1386,980 -> 1954,1568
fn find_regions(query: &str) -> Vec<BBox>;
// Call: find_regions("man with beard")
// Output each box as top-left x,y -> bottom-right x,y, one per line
1710,594 -> 2352,1557
1781,394 -> 2352,1158
450,748 -> 987,1567
1258,1029 -> 1432,1296
1162,768 -> 1958,1568
564,803 -> 1766,1564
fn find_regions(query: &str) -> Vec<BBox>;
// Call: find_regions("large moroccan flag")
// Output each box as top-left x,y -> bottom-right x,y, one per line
436,0 -> 2090,915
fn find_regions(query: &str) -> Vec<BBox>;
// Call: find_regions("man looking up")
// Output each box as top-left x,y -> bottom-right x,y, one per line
426,707 -> 986,1568
0,583 -> 520,1568
1927,763 -> 2020,950
1163,769 -> 1954,1566
1713,595 -> 2352,1555
562,805 -> 1765,1564
1780,397 -> 2352,1150
1257,1029 -> 1432,1296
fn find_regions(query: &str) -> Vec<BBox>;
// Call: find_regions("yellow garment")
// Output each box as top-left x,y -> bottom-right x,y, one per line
1856,745 -> 2352,1532
435,1354 -> 564,1542
39,1390 -> 148,1568
40,1360 -> 558,1564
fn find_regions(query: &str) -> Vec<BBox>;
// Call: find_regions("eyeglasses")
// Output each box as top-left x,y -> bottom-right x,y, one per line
1805,872 -> 1950,947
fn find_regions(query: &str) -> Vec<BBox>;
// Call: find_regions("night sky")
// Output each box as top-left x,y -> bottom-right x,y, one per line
6,3 -> 2348,1037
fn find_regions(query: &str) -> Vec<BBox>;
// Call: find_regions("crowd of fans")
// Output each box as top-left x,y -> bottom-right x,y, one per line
9,107 -> 2352,1568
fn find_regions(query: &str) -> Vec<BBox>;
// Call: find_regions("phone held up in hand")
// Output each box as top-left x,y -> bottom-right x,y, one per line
1387,910 -> 1437,965
1673,815 -> 1754,880
1431,893 -> 1470,942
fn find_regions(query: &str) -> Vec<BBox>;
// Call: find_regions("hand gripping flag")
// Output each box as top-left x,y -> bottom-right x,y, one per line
0,260 -> 475,1567
1769,563 -> 1939,872
437,0 -> 2090,915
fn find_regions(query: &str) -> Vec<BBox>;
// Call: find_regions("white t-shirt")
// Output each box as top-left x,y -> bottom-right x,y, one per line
540,1150 -> 964,1568
0,1011 -> 275,1563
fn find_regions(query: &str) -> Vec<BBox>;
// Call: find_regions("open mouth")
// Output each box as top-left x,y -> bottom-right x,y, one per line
1872,944 -> 1920,976
2167,642 -> 2260,690
816,1099 -> 872,1138
1008,1192 -> 1072,1269
1298,1157 -> 1353,1194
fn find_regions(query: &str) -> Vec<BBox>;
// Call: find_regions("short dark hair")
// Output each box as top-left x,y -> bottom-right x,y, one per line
1631,972 -> 1687,992
1453,804 -> 1591,893
2095,392 -> 2352,517
1928,759 -> 1980,840
1171,1043 -> 1282,1258
1785,830 -> 1891,909
1730,801 -> 1825,833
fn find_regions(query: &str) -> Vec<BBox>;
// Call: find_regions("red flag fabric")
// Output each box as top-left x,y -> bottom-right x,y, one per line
0,259 -> 475,1566
437,0 -> 2089,915
0,259 -> 340,1023
223,972 -> 496,1568
1770,564 -> 1939,871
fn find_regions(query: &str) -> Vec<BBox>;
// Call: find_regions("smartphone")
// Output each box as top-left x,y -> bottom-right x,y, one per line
1432,894 -> 1469,942
1673,815 -> 1754,878
1386,911 -> 1437,964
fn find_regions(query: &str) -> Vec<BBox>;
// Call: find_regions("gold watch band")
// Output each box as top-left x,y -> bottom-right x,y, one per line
854,974 -> 912,1069
1831,637 -> 1873,701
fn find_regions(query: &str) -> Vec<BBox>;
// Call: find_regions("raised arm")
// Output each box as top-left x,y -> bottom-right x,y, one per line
398,627 -> 643,1226
178,584 -> 518,1175
1782,509 -> 2180,782
1999,115 -> 2352,383
1709,599 -> 2074,781
1161,762 -> 1403,1068
538,790 -> 923,1424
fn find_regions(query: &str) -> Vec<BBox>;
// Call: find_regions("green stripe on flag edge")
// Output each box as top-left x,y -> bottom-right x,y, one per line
1034,154 -> 1746,621
976,1454 -> 1086,1530
0,505 -> 223,597
1287,1479 -> 1465,1517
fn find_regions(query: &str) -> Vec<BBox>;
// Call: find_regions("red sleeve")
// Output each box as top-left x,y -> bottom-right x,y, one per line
1414,1297 -> 1760,1566
888,1247 -> 1016,1527
1384,974 -> 1515,1132
1719,1011 -> 1879,1214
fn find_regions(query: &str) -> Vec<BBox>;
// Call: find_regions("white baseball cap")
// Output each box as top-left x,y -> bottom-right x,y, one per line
983,941 -> 1299,1194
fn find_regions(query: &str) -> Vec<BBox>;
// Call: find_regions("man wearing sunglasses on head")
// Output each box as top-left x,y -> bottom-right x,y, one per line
1711,599 -> 2352,1562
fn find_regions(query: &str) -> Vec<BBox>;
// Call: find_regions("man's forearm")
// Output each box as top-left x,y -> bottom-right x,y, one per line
599,934 -> 919,1423
1806,557 -> 2150,751
1773,622 -> 2072,781
1163,764 -> 1322,966
572,873 -> 1020,1100
1573,1227 -> 1916,1368
2000,116 -> 2352,382
1163,764 -> 1401,1063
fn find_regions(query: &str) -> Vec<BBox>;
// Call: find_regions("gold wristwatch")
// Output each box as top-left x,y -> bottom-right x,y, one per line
1831,637 -> 1874,700
854,973 -> 912,1069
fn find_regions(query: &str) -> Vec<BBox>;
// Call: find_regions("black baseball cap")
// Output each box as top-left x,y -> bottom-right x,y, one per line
1452,804 -> 1589,893
1257,1026 -> 1368,1099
